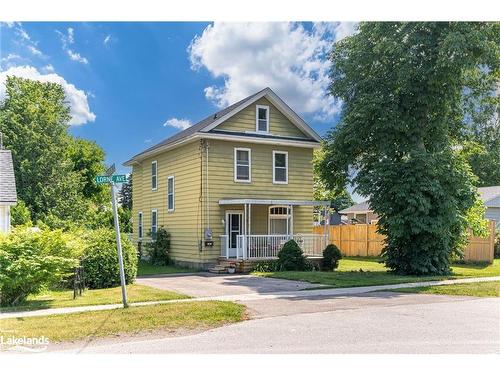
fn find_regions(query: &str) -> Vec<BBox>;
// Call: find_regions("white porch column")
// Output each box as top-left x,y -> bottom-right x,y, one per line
243,203 -> 248,259
290,205 -> 294,236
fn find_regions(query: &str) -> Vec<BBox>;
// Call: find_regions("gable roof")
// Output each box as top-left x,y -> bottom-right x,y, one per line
124,87 -> 321,166
478,186 -> 500,207
339,201 -> 371,214
0,150 -> 17,204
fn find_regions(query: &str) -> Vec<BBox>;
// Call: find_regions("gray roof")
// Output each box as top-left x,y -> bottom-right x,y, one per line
0,150 -> 17,204
339,201 -> 371,214
478,186 -> 500,205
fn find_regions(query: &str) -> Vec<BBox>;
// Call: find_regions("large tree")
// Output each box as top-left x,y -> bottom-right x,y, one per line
320,23 -> 498,275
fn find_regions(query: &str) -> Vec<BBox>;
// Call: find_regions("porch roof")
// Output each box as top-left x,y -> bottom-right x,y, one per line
218,199 -> 330,206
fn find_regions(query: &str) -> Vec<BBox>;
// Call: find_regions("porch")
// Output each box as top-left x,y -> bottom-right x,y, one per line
218,198 -> 330,261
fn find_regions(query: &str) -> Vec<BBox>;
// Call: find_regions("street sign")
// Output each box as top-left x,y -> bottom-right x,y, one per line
106,163 -> 116,176
95,174 -> 128,184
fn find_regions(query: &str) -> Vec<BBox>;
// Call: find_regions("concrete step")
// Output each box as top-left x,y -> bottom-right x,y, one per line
208,265 -> 228,274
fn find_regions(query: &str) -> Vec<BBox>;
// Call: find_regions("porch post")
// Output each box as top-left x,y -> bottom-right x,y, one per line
290,205 -> 294,236
243,203 -> 247,260
323,205 -> 329,247
286,205 -> 290,239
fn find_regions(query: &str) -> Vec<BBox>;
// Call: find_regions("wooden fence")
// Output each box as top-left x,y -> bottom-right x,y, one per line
313,220 -> 496,263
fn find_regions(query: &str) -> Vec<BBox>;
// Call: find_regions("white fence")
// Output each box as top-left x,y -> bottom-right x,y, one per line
220,234 -> 327,260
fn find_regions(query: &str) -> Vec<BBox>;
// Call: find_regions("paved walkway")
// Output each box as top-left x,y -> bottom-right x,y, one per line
1,276 -> 498,320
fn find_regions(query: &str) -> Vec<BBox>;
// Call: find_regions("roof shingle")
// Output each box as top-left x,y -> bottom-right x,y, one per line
0,150 -> 17,204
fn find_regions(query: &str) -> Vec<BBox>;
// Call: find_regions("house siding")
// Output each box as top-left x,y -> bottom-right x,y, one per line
215,98 -> 308,139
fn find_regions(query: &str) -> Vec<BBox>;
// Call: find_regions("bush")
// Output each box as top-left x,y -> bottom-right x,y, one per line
145,226 -> 171,265
10,199 -> 32,226
321,244 -> 342,271
277,240 -> 307,271
252,260 -> 279,272
0,227 -> 78,306
81,228 -> 138,289
495,230 -> 500,259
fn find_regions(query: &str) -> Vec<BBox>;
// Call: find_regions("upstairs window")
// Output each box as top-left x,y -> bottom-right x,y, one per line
151,209 -> 158,239
138,212 -> 143,239
256,105 -> 269,133
234,148 -> 251,182
273,151 -> 288,184
151,161 -> 157,190
167,176 -> 175,212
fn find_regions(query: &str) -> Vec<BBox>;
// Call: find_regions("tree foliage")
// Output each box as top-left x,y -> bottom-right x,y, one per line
119,173 -> 133,210
320,23 -> 498,275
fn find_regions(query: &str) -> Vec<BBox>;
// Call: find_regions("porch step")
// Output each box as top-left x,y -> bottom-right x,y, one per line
208,265 -> 228,274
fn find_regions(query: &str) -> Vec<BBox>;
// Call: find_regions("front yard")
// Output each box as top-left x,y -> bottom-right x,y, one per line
137,260 -> 193,276
253,257 -> 500,289
0,301 -> 246,343
388,281 -> 500,297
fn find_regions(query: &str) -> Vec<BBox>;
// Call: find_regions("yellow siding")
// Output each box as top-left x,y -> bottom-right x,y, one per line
132,140 -> 204,265
216,98 -> 309,139
200,139 -> 314,260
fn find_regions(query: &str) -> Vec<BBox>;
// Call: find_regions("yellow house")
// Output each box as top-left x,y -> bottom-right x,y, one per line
124,88 -> 330,270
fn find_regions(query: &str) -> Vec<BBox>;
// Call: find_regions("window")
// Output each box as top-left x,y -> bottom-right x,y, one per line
167,176 -> 175,212
151,209 -> 158,239
273,151 -> 288,184
256,105 -> 269,133
138,212 -> 143,239
151,161 -> 157,190
268,205 -> 291,235
234,148 -> 251,182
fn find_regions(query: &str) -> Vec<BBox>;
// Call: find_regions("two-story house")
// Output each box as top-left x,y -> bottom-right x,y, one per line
124,87 -> 330,270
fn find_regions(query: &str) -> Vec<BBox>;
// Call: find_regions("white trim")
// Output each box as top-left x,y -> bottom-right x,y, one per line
151,160 -> 157,191
268,205 -> 292,235
167,175 -> 175,212
225,210 -> 244,256
255,104 -> 270,133
219,199 -> 330,206
272,150 -> 288,184
234,147 -> 251,183
151,209 -> 158,237
138,211 -> 143,240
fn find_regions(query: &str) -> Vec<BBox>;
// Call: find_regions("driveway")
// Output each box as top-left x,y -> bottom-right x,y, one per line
137,272 -> 318,297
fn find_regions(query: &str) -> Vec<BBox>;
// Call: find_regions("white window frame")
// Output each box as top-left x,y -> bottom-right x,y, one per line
138,211 -> 143,239
151,209 -> 158,238
167,175 -> 175,212
272,150 -> 288,184
255,105 -> 270,133
151,160 -> 158,191
234,147 -> 251,183
268,205 -> 291,235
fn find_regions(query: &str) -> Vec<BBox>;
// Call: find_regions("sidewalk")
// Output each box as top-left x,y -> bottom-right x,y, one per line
1,276 -> 499,320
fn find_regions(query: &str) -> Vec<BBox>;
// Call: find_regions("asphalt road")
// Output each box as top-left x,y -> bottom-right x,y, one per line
59,292 -> 500,354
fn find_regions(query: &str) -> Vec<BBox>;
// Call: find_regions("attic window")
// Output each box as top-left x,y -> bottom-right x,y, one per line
256,105 -> 269,133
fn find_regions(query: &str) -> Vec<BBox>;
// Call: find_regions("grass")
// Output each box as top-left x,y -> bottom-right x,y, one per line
0,301 -> 246,342
390,281 -> 500,297
137,260 -> 193,276
253,257 -> 500,288
0,284 -> 189,313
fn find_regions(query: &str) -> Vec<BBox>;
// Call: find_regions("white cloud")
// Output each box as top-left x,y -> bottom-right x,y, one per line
43,64 -> 55,72
56,27 -> 89,65
163,118 -> 192,130
27,45 -> 42,56
67,50 -> 88,64
188,22 -> 357,121
103,35 -> 111,45
0,65 -> 96,126
9,23 -> 45,58
1,53 -> 21,63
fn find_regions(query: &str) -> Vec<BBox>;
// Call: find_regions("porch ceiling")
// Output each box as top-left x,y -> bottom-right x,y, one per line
218,199 -> 330,206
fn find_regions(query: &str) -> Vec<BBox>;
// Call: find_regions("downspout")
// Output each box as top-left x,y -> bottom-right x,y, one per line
205,141 -> 210,231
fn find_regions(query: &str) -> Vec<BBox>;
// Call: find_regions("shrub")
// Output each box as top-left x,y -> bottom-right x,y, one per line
277,240 -> 307,271
81,228 -> 138,289
10,199 -> 32,226
145,227 -> 171,265
252,260 -> 279,273
0,227 -> 78,306
321,244 -> 342,271
495,230 -> 500,259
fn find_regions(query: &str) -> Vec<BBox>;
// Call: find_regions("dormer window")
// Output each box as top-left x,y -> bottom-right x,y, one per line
256,105 -> 269,133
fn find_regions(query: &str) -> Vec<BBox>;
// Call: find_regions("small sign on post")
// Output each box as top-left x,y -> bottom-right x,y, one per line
96,167 -> 129,308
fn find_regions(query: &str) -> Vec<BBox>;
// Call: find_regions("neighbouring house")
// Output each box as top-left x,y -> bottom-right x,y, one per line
0,148 -> 17,233
339,201 -> 379,224
124,87 -> 330,270
340,186 -> 500,227
478,186 -> 500,226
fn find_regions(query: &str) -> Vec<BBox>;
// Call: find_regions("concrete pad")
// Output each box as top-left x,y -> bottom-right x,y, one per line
136,272 -> 318,297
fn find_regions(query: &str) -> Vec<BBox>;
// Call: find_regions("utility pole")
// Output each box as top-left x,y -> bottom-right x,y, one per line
111,181 -> 128,308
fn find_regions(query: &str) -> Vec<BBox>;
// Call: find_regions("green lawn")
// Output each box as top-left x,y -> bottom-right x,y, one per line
253,257 -> 500,288
390,281 -> 500,297
0,284 -> 189,313
137,260 -> 193,276
0,301 -> 246,343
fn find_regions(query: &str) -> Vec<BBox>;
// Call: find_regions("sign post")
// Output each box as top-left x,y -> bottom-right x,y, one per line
96,164 -> 128,308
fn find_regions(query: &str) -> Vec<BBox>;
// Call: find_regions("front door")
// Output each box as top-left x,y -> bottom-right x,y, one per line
226,211 -> 243,257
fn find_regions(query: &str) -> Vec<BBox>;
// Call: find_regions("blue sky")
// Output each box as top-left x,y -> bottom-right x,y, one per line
0,21 -> 358,193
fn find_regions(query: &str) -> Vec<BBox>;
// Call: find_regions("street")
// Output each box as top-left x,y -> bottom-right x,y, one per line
57,291 -> 500,354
